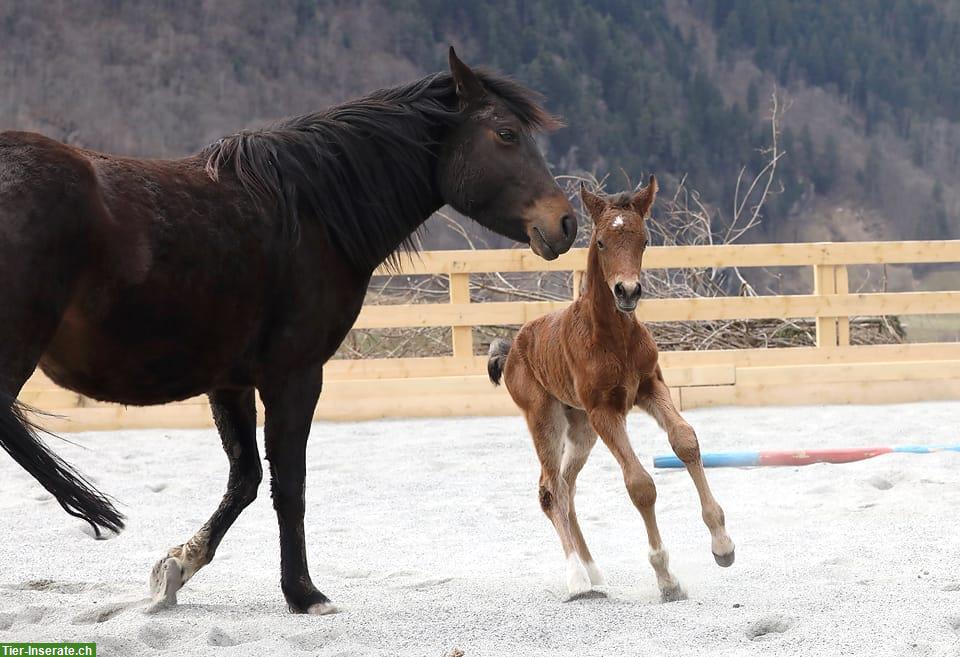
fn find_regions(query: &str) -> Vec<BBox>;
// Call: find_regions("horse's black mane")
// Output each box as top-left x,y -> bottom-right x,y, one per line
203,70 -> 558,271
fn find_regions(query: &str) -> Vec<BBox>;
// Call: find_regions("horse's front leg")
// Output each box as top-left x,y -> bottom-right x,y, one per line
260,366 -> 336,614
637,371 -> 735,567
149,388 -> 262,609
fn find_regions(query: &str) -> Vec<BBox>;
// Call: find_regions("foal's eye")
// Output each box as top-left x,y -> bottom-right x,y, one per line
496,128 -> 517,143
597,239 -> 605,250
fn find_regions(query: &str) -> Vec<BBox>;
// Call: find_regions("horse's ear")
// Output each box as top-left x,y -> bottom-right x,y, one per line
579,182 -> 607,219
448,47 -> 486,103
631,174 -> 658,218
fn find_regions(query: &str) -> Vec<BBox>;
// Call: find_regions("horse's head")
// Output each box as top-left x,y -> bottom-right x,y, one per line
580,176 -> 658,313
438,48 -> 576,260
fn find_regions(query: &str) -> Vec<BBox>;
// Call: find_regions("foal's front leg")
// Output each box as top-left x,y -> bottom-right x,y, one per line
588,406 -> 686,602
638,371 -> 735,567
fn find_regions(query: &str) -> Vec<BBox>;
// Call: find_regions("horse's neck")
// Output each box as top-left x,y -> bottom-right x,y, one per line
356,146 -> 445,275
579,247 -> 631,341
297,113 -> 448,276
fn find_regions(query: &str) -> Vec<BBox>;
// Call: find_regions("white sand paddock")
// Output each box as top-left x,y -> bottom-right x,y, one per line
1,402 -> 959,656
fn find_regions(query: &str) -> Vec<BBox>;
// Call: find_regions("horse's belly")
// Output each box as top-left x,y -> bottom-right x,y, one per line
39,292 -> 260,405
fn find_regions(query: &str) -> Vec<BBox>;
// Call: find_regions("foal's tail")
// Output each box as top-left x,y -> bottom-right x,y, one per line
487,338 -> 512,386
0,392 -> 124,537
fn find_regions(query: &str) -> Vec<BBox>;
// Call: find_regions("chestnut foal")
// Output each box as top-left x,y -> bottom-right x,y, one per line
488,177 -> 735,601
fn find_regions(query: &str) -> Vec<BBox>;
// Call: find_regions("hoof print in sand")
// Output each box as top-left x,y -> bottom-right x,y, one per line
206,625 -> 239,647
746,615 -> 795,641
72,601 -> 134,625
79,524 -> 118,541
0,613 -> 13,631
137,620 -> 193,650
865,476 -> 894,490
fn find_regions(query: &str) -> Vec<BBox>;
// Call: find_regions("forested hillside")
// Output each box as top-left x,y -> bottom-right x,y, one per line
2,0 -> 958,246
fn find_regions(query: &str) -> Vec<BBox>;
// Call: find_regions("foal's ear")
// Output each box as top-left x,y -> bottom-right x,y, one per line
579,182 -> 607,219
449,47 -> 486,103
631,174 -> 658,218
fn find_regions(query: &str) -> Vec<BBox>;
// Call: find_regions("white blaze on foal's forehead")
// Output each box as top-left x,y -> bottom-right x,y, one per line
612,215 -> 625,229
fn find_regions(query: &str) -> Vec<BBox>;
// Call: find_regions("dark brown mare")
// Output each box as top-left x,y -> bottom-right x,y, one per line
488,179 -> 733,601
0,49 -> 576,614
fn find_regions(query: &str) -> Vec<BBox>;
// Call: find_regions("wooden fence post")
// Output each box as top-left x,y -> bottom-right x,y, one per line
572,270 -> 584,300
814,264 -> 837,347
449,272 -> 473,359
814,263 -> 851,348
836,265 -> 850,346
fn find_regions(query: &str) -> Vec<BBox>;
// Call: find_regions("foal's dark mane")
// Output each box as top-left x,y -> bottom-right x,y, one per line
605,192 -> 636,209
203,70 -> 558,271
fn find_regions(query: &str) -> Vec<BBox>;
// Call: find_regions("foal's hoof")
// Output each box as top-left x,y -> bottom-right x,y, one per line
713,549 -> 736,568
585,561 -> 606,587
148,557 -> 183,609
566,555 -> 593,598
660,584 -> 688,603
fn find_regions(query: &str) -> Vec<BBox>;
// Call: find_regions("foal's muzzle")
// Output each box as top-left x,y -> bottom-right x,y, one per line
614,281 -> 642,313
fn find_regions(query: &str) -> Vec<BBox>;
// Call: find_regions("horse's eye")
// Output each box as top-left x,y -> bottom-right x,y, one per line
597,239 -> 605,250
496,128 -> 517,143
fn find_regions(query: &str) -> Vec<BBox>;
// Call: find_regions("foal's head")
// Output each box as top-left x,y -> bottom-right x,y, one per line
580,176 -> 658,313
438,48 -> 576,260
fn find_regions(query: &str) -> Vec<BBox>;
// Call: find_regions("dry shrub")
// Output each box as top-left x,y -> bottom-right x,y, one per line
336,92 -> 902,360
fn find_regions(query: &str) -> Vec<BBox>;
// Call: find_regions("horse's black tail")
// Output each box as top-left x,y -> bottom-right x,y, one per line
0,392 -> 124,537
487,338 -> 512,386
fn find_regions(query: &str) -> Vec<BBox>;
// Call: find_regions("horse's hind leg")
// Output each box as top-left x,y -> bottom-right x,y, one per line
637,372 -> 735,567
149,388 -> 262,608
561,407 -> 603,585
588,406 -> 685,602
0,165 -> 124,534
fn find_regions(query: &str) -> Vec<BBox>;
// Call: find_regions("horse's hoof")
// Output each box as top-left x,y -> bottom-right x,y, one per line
307,602 -> 340,615
149,557 -> 183,607
660,585 -> 688,603
713,549 -> 736,568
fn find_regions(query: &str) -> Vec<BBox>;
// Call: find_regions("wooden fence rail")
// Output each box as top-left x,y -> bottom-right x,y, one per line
20,240 -> 960,431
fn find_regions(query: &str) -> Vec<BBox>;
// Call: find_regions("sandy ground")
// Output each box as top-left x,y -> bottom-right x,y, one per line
1,402 -> 959,657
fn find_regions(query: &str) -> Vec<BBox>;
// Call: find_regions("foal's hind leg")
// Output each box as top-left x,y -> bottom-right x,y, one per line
561,408 -> 603,585
149,388 -> 262,608
588,407 -> 685,602
518,389 -> 592,597
637,372 -> 735,567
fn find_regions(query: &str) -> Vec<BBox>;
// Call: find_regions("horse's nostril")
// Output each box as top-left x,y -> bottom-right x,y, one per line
561,214 -> 576,241
614,282 -> 625,298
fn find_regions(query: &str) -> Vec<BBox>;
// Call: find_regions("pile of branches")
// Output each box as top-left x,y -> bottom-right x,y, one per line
335,92 -> 903,361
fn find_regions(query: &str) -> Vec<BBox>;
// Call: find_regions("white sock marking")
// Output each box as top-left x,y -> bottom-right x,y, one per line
566,553 -> 592,596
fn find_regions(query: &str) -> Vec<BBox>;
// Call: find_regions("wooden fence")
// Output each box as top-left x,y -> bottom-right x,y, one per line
20,240 -> 960,431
